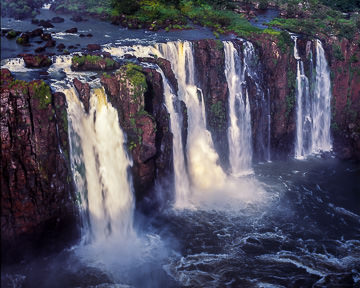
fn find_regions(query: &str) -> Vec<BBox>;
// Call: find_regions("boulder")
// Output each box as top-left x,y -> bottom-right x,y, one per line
38,20 -> 54,28
65,27 -> 78,33
51,16 -> 64,23
87,44 -> 101,51
22,54 -> 52,68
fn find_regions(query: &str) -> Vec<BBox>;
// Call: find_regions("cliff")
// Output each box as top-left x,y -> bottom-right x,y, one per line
1,69 -> 78,263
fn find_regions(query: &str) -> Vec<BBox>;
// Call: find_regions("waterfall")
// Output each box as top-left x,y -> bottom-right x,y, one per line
224,41 -> 253,175
293,36 -> 332,159
157,68 -> 191,208
156,41 -> 226,195
65,87 -> 135,243
293,36 -> 312,159
311,39 -> 332,153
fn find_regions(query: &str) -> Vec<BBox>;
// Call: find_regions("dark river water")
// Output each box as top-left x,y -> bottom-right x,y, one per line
2,157 -> 359,288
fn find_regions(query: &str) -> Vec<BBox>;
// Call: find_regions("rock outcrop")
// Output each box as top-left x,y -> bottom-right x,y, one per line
101,63 -> 173,203
73,78 -> 91,113
1,69 -> 78,263
22,54 -> 52,68
71,54 -> 120,71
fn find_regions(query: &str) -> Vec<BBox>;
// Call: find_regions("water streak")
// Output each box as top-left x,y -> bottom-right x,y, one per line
224,41 -> 253,175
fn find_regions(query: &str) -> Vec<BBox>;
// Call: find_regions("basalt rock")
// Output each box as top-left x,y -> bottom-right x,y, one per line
249,34 -> 297,159
51,16 -> 65,23
325,36 -> 360,160
139,57 -> 178,93
101,63 -> 173,203
65,27 -> 78,33
38,20 -> 54,28
30,28 -> 43,38
44,39 -> 56,48
22,54 -> 52,68
87,44 -> 101,51
1,69 -> 77,263
16,33 -> 30,46
73,78 -> 91,113
193,39 -> 229,167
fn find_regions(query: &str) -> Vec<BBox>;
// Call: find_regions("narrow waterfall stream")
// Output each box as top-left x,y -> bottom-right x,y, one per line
224,41 -> 253,175
293,36 -> 332,159
311,39 -> 332,153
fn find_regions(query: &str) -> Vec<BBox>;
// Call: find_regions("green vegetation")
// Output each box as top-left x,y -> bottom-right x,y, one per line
1,0 -> 45,19
210,100 -> 226,129
268,0 -> 359,39
72,55 -> 116,67
31,81 -> 52,109
6,30 -> 18,39
333,45 -> 345,61
123,63 -> 148,98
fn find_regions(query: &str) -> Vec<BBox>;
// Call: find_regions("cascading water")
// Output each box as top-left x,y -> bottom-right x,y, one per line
224,41 -> 253,175
157,68 -> 191,208
293,36 -> 312,159
65,87 -> 135,243
293,36 -> 332,159
311,39 -> 332,153
156,41 -> 226,195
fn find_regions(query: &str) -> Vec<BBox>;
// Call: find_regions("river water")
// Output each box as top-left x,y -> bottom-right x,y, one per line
1,7 -> 360,288
1,157 -> 359,287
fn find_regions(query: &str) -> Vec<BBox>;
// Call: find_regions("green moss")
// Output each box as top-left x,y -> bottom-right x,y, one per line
123,63 -> 147,98
333,45 -> 344,61
31,81 -> 52,109
210,100 -> 226,129
6,30 -> 18,39
16,36 -> 27,45
215,39 -> 224,50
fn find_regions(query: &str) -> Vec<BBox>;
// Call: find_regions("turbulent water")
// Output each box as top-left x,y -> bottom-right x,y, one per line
293,37 -> 332,159
1,35 -> 359,288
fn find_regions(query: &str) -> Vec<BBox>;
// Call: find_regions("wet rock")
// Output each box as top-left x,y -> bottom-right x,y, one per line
30,28 -> 44,38
73,78 -> 91,113
79,34 -> 86,37
38,20 -> 54,28
22,54 -> 52,68
5,30 -> 20,39
87,44 -> 101,51
31,18 -> 40,24
86,33 -> 93,37
35,46 -> 46,53
139,57 -> 178,93
56,43 -> 65,51
51,16 -> 64,23
41,33 -> 52,41
68,45 -> 76,49
65,27 -> 78,33
16,33 -> 30,46
44,39 -> 56,48
71,15 -> 85,22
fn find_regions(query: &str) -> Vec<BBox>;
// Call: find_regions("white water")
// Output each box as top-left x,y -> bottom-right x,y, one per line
156,41 -> 226,199
224,41 -> 253,175
311,39 -> 332,153
157,68 -> 191,208
293,37 -> 332,159
293,36 -> 312,159
65,87 -> 135,243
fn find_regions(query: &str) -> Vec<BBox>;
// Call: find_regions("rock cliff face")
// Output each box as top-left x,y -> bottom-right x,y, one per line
100,63 -> 173,204
325,36 -> 360,160
193,39 -> 229,167
1,69 -> 77,262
